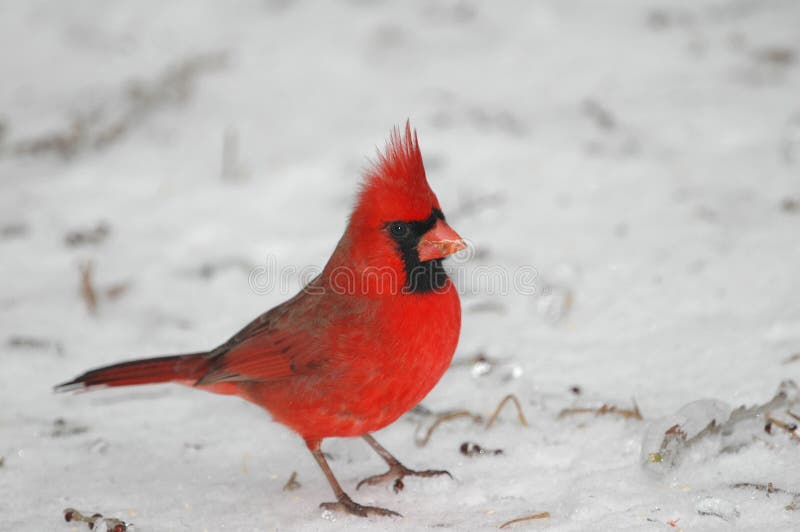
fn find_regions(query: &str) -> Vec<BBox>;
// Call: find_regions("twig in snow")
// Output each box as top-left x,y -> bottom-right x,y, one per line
0,222 -> 28,239
79,261 -> 98,314
486,394 -> 529,429
65,222 -> 110,247
415,394 -> 530,447
732,481 -> 784,494
192,257 -> 253,279
498,511 -> 550,529
459,442 -> 503,457
781,198 -> 800,213
731,482 -> 800,511
282,471 -> 301,491
64,508 -> 131,532
783,352 -> 800,364
558,401 -> 643,421
765,416 -> 800,441
415,410 -> 483,447
105,283 -> 130,301
51,418 -> 89,437
7,335 -> 50,349
7,335 -> 64,354
753,47 -> 795,66
78,261 -> 131,313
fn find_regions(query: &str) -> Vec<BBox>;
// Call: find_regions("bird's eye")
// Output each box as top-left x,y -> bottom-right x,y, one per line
389,223 -> 408,237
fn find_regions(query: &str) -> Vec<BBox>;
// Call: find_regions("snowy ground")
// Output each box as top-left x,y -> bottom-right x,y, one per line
2,0 -> 800,530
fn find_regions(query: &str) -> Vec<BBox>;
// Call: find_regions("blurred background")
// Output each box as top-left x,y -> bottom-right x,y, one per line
1,1 -> 799,530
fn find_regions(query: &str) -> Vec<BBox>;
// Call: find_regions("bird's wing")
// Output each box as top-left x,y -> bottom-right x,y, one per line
196,331 -> 313,384
195,290 -> 324,385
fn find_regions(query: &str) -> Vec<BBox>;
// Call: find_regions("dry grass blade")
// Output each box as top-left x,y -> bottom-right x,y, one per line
78,261 -> 130,313
64,222 -> 110,247
415,410 -> 482,447
783,353 -> 800,365
731,481 -> 783,494
498,511 -> 550,529
7,336 -> 54,350
766,416 -> 800,441
105,283 -> 130,300
415,394 -> 529,447
731,482 -> 800,510
79,260 -> 97,314
558,401 -> 643,421
486,394 -> 529,429
282,471 -> 301,491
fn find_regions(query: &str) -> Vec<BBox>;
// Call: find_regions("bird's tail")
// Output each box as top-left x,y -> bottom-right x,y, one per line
54,352 -> 213,392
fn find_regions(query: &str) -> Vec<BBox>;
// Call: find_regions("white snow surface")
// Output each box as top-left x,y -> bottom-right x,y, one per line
2,0 -> 800,530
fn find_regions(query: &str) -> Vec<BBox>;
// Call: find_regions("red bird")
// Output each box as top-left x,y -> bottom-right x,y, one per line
57,123 -> 465,518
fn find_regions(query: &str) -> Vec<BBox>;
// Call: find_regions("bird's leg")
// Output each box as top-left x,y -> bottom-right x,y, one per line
306,439 -> 401,518
357,433 -> 452,493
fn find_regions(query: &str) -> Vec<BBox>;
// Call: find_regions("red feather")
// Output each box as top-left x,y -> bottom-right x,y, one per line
351,122 -> 441,230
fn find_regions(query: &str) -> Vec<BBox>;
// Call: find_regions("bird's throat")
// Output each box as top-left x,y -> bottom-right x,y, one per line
401,258 -> 449,294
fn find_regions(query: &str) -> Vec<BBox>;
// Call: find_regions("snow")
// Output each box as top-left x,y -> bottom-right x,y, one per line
2,0 -> 800,530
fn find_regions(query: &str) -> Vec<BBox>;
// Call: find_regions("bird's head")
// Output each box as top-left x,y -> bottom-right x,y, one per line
330,123 -> 466,295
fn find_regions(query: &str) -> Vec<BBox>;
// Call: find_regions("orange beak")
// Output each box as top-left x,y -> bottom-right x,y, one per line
417,219 -> 467,262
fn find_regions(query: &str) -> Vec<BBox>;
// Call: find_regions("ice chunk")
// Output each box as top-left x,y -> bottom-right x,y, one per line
696,496 -> 739,521
641,381 -> 798,475
641,399 -> 731,474
675,400 -> 732,438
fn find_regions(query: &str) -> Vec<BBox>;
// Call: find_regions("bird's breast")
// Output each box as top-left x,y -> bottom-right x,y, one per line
327,283 -> 462,432
244,282 -> 461,440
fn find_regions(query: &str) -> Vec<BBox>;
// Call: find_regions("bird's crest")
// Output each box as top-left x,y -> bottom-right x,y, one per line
371,123 -> 426,192
351,122 -> 440,227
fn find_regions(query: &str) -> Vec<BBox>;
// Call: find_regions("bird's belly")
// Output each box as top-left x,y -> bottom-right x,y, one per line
244,290 -> 461,440
250,344 -> 453,439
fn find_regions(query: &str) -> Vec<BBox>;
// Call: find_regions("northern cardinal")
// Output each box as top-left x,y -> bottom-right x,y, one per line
57,123 -> 465,518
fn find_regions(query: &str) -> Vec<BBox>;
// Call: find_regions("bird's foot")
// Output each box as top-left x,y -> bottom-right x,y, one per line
357,463 -> 452,493
320,494 -> 401,518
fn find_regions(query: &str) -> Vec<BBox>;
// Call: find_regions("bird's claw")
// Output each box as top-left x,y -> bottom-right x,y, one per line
320,498 -> 401,518
357,464 -> 452,493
